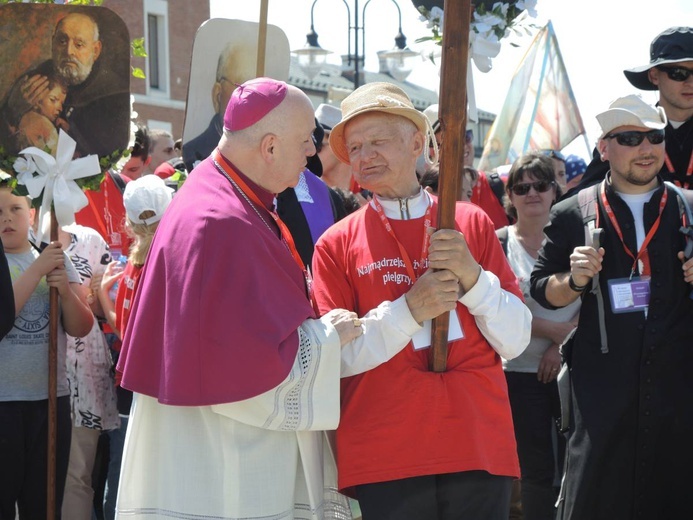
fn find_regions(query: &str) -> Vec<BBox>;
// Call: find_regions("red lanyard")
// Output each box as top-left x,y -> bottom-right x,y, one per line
371,195 -> 432,284
212,151 -> 317,312
665,150 -> 693,188
600,182 -> 667,277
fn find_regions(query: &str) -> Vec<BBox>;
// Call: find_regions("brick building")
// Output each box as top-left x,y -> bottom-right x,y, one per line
97,1 -> 493,158
101,0 -> 209,140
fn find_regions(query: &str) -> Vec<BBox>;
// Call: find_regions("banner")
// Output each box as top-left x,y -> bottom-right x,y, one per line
0,4 -> 130,160
478,22 -> 585,171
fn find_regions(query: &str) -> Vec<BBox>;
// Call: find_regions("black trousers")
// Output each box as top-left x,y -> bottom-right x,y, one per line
505,371 -> 564,520
356,470 -> 512,520
0,397 -> 72,520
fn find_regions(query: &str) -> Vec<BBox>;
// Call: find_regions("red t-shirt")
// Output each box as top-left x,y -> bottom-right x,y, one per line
471,172 -> 509,230
76,172 -> 132,256
114,262 -> 142,386
312,199 -> 521,493
115,262 -> 143,338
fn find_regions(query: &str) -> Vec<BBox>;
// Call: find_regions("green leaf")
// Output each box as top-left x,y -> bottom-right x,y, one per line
131,37 -> 147,58
131,66 -> 146,79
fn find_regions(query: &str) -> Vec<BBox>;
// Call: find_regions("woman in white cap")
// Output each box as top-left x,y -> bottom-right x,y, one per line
97,174 -> 173,520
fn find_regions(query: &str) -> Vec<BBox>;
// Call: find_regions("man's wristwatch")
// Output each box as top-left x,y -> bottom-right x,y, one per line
568,274 -> 589,292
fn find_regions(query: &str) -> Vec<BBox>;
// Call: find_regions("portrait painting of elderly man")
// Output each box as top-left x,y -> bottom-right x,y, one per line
0,4 -> 130,158
181,18 -> 290,172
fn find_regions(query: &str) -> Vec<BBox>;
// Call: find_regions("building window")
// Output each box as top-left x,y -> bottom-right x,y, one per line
148,14 -> 160,90
144,0 -> 169,97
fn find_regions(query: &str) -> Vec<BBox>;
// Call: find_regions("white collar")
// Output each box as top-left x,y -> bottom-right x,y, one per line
294,171 -> 314,204
371,188 -> 431,220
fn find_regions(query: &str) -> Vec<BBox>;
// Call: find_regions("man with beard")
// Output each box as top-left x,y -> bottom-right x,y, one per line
531,95 -> 693,519
1,12 -> 129,157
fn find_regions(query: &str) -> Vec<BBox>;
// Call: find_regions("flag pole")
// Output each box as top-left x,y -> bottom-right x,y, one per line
256,0 -> 269,77
429,0 -> 472,372
47,209 -> 58,520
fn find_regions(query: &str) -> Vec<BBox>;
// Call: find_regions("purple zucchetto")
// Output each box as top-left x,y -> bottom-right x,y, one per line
223,77 -> 288,132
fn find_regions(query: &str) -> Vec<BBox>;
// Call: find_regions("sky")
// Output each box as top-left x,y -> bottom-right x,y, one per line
209,0 -> 691,159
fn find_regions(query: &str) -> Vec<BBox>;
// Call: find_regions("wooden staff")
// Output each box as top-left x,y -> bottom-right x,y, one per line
47,209 -> 58,520
429,0 -> 472,372
256,0 -> 269,77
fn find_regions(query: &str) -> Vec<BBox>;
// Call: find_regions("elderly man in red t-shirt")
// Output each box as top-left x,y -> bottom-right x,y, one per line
311,82 -> 531,519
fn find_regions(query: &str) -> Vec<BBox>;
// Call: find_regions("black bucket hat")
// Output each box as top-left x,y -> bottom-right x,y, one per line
624,27 -> 693,91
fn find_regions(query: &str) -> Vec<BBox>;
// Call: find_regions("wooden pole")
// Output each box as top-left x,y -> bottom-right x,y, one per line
429,0 -> 472,372
47,209 -> 58,519
256,0 -> 269,77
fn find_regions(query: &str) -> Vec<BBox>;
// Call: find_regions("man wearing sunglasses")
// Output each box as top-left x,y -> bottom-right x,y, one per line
530,95 -> 693,519
569,26 -> 692,198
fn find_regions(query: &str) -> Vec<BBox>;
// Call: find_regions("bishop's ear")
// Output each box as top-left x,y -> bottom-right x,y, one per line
260,133 -> 278,161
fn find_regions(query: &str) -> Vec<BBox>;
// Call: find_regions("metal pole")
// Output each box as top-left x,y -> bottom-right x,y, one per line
354,0 -> 360,88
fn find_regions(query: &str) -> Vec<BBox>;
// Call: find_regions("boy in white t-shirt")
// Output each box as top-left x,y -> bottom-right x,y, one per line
0,183 -> 93,519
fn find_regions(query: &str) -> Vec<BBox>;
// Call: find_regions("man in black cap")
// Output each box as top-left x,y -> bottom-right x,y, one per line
568,27 -> 693,195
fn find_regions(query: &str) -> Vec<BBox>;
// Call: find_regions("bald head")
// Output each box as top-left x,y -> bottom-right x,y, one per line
212,43 -> 256,115
220,85 -> 316,193
52,13 -> 102,86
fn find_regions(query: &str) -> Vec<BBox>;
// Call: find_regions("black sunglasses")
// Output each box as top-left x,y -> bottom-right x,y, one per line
510,180 -> 555,196
432,129 -> 473,148
604,129 -> 665,147
656,66 -> 693,82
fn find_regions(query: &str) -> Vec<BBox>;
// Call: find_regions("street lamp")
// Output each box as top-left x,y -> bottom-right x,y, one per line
292,0 -> 419,88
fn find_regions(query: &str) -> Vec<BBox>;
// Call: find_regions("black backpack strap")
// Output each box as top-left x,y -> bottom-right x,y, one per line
109,171 -> 127,194
495,225 -> 509,257
487,171 -> 506,207
664,181 -> 693,260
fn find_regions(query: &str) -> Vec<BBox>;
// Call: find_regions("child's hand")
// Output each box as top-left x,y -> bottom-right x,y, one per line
90,272 -> 103,290
33,242 -> 65,276
100,261 -> 123,293
46,265 -> 70,295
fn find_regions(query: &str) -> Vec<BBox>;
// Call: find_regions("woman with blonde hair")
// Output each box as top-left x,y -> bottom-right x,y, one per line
97,174 -> 173,520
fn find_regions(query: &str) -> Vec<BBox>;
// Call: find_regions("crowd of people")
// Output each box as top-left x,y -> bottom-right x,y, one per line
0,22 -> 691,520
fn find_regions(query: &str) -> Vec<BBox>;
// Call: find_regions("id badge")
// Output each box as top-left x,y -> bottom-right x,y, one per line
607,276 -> 650,313
412,310 -> 465,350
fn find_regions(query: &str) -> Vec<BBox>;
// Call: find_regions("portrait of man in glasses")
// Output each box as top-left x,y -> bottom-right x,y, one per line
570,26 -> 693,195
0,4 -> 130,158
181,19 -> 290,172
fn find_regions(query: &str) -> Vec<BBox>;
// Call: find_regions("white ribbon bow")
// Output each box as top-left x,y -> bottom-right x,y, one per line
14,129 -> 101,244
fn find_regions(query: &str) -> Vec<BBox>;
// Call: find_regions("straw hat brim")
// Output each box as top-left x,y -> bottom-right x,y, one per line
329,106 -> 429,165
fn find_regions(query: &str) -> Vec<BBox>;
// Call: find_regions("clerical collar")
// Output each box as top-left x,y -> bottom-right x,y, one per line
372,188 -> 431,220
216,152 -> 275,211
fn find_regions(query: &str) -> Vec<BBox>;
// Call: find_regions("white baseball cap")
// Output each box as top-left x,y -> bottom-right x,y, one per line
596,94 -> 667,139
123,174 -> 174,226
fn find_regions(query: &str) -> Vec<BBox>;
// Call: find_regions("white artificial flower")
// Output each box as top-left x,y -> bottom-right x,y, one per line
473,10 -> 507,36
517,0 -> 538,17
470,31 -> 501,73
13,156 -> 37,177
430,6 -> 444,30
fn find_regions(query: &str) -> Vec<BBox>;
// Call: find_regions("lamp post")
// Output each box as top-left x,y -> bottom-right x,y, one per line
292,0 -> 419,89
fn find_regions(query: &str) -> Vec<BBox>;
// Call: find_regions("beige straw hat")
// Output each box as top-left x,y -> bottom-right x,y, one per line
329,82 -> 433,165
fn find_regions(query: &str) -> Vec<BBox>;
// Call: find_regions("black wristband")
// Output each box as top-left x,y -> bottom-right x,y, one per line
568,274 -> 589,292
